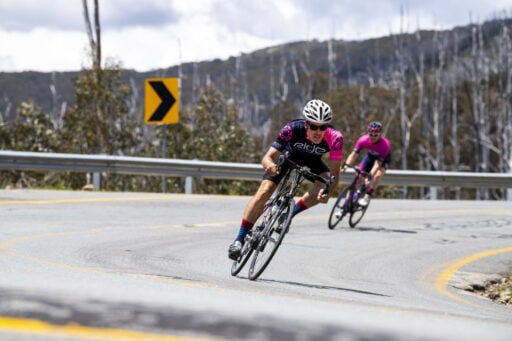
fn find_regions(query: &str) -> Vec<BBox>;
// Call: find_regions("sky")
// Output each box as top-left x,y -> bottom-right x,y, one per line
1,0 -> 511,73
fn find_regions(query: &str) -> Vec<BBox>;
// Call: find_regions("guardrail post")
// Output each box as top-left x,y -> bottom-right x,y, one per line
430,187 -> 437,200
185,176 -> 193,194
93,172 -> 101,191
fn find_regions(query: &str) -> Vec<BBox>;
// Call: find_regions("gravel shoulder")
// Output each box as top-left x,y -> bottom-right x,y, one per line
477,274 -> 512,306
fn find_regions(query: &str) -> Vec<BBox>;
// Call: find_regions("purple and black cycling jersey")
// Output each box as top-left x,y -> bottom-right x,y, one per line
271,119 -> 343,169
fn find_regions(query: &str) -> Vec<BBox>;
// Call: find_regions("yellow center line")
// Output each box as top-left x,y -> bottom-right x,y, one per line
0,196 -> 178,205
434,246 -> 512,303
0,316 -> 223,341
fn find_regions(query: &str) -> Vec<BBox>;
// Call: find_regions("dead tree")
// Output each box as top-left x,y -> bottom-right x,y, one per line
471,24 -> 491,199
82,0 -> 101,69
81,0 -> 104,154
449,30 -> 461,199
392,7 -> 411,198
328,39 -> 337,91
496,23 -> 512,199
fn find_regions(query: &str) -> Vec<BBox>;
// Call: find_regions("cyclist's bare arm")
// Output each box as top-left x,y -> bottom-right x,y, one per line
341,151 -> 358,173
318,159 -> 341,202
261,147 -> 281,176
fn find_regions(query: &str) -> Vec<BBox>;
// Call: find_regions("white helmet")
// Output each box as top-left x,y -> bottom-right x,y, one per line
302,99 -> 332,124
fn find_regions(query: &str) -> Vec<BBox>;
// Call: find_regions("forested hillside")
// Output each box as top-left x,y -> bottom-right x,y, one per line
1,17 -> 511,200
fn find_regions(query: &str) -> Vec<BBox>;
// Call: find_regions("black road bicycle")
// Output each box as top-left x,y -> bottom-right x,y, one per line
328,163 -> 372,229
231,151 -> 334,281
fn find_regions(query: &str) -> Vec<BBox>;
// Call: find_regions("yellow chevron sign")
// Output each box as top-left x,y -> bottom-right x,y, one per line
144,78 -> 179,124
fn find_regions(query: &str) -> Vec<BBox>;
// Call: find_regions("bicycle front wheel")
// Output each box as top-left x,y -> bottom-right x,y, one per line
248,199 -> 294,280
328,188 -> 350,229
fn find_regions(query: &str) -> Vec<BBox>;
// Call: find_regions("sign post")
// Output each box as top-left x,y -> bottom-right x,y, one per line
144,78 -> 180,192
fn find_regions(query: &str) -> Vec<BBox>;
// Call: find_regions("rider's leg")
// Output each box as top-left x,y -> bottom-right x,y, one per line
234,179 -> 276,242
357,156 -> 375,206
367,163 -> 386,195
357,155 -> 373,190
292,179 -> 325,217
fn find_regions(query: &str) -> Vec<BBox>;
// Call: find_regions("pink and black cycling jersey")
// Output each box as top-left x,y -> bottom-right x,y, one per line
271,119 -> 344,165
353,134 -> 391,169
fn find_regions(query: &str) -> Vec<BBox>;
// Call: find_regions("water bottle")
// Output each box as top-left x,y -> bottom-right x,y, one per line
353,190 -> 359,203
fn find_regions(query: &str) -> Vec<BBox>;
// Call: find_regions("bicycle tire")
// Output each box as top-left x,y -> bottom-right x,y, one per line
348,183 -> 368,228
349,202 -> 369,228
230,233 -> 255,276
230,199 -> 275,276
328,187 -> 350,229
248,198 -> 294,280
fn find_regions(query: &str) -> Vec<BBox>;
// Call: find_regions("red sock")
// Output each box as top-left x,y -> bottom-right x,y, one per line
292,198 -> 309,216
236,219 -> 254,242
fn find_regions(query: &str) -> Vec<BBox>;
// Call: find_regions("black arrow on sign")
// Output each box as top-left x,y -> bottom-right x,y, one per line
148,80 -> 176,122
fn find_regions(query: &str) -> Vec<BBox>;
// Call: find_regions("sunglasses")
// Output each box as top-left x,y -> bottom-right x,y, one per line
369,133 -> 380,137
308,123 -> 328,131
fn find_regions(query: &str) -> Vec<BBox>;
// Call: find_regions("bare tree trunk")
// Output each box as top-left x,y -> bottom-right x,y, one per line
192,62 -> 200,108
82,0 -> 95,66
328,39 -> 337,91
81,0 -> 104,153
497,24 -> 512,199
506,27 -> 512,187
93,0 -> 101,69
433,32 -> 450,198
82,0 -> 101,69
344,43 -> 353,86
395,7 -> 409,198
359,85 -> 367,121
298,46 -> 312,104
432,32 -> 442,172
0,95 -> 11,123
269,54 -> 275,107
449,30 -> 461,199
278,55 -> 288,102
471,24 -> 491,199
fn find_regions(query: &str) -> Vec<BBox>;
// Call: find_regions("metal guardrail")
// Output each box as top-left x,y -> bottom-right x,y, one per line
0,150 -> 262,180
0,150 -> 511,191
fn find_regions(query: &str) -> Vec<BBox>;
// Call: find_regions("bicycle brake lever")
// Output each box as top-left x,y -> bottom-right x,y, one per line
323,176 -> 336,196
275,151 -> 290,169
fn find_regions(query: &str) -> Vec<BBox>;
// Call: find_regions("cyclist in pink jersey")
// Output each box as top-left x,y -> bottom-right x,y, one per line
342,121 -> 391,206
228,99 -> 344,260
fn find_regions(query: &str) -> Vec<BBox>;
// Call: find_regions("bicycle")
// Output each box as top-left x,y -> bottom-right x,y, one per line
328,163 -> 372,229
230,151 -> 334,281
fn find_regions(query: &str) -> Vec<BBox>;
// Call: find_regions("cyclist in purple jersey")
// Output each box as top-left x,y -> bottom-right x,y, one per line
228,99 -> 344,260
342,121 -> 391,206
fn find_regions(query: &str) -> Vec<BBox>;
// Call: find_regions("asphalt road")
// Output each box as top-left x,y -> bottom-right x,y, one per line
0,189 -> 511,341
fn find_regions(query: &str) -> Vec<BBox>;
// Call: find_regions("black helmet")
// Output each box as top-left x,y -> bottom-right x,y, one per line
367,121 -> 383,134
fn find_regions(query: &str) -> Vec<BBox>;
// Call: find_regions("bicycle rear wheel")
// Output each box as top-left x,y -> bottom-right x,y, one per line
349,203 -> 368,228
328,187 -> 350,229
248,199 -> 294,280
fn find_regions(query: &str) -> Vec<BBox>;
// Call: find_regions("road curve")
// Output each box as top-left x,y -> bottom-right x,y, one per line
0,189 -> 511,341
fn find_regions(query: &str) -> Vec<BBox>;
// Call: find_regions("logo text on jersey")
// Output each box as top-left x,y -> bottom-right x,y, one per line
293,142 -> 327,154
